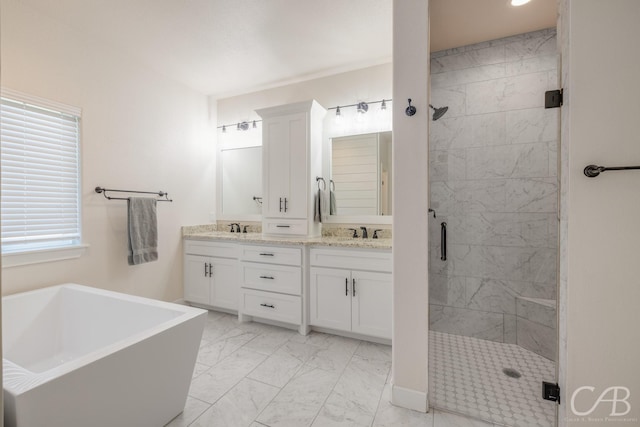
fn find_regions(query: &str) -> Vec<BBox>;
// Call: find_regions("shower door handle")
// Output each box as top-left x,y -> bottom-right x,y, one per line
440,222 -> 447,261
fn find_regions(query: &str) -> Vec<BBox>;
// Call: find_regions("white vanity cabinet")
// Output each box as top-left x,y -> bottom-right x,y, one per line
309,247 -> 392,340
183,240 -> 239,311
256,100 -> 325,237
238,244 -> 306,333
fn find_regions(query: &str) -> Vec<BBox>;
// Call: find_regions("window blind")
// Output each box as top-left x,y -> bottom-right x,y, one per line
1,94 -> 81,253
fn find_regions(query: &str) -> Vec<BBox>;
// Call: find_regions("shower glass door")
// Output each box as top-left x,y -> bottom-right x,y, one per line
427,27 -> 559,427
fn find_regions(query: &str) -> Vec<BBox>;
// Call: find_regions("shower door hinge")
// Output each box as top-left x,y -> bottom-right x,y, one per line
545,89 -> 563,108
542,381 -> 561,404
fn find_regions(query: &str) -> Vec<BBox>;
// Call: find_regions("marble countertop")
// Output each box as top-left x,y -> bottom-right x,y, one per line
183,231 -> 392,250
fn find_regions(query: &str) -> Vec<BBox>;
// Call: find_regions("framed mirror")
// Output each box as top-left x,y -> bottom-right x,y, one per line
330,131 -> 392,216
217,133 -> 263,220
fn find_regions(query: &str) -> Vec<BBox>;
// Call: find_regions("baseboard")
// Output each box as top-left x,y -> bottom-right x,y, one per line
391,384 -> 428,413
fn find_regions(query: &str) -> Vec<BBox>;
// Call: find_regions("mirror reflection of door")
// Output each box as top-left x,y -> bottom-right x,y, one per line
221,146 -> 262,215
330,131 -> 392,216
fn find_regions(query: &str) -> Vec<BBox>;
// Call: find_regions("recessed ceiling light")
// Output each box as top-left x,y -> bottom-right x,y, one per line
511,0 -> 532,6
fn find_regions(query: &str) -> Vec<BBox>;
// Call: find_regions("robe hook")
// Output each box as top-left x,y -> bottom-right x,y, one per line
405,98 -> 416,116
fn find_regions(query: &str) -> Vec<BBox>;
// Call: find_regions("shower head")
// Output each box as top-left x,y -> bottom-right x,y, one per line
429,104 -> 448,121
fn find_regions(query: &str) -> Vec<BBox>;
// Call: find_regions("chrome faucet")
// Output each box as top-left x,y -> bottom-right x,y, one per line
360,227 -> 368,239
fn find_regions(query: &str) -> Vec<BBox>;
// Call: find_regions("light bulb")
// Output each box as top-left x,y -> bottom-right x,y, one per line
335,106 -> 342,124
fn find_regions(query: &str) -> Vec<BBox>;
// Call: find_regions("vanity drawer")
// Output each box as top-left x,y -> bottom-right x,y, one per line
263,219 -> 308,236
240,289 -> 301,325
310,248 -> 392,272
240,245 -> 301,266
241,263 -> 302,295
184,240 -> 238,258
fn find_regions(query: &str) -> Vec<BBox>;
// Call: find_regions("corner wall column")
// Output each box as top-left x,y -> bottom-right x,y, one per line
391,0 -> 430,412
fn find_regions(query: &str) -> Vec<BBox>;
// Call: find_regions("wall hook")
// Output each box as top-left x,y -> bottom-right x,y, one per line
405,98 -> 416,116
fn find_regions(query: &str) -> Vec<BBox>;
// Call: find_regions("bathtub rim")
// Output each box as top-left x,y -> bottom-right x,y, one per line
2,283 -> 207,396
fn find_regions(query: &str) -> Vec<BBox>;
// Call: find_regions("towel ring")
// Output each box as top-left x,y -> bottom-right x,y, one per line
330,180 -> 335,191
316,176 -> 326,190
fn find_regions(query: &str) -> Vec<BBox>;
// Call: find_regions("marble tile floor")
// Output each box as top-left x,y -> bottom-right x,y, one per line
166,311 -> 505,427
429,331 -> 556,427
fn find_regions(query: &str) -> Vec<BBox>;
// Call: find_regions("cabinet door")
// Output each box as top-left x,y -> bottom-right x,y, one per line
210,257 -> 239,311
184,254 -> 210,305
263,112 -> 307,218
351,271 -> 392,339
309,267 -> 352,332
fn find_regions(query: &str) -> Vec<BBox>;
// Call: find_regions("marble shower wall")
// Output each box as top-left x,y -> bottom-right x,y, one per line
428,29 -> 559,351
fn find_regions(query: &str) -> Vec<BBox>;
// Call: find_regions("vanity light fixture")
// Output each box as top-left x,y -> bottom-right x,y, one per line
216,119 -> 262,133
329,99 -> 390,119
510,0 -> 531,6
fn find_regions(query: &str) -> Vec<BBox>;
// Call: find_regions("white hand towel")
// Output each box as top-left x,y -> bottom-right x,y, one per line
127,197 -> 158,265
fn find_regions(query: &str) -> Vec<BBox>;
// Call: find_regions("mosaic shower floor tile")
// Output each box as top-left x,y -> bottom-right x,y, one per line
429,331 -> 556,427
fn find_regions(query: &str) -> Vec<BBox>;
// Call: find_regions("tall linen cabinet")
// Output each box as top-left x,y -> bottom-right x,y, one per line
256,100 -> 326,237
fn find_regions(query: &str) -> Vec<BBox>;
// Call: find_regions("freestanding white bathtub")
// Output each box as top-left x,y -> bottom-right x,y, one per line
3,283 -> 206,427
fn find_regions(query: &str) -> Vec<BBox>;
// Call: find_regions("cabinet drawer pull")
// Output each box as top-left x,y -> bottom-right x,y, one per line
279,197 -> 283,212
259,253 -> 275,256
284,198 -> 288,212
204,263 -> 209,277
276,225 -> 291,228
345,278 -> 348,296
209,263 -> 213,276
352,278 -> 356,297
259,275 -> 275,280
260,303 -> 275,309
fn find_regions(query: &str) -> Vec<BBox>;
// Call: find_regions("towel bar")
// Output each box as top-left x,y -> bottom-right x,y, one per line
95,186 -> 173,202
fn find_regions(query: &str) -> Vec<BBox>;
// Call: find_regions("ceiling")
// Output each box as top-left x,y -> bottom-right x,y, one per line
20,0 -> 556,97
430,0 -> 557,52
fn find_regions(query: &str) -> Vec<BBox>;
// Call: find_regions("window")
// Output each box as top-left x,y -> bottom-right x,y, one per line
0,89 -> 82,256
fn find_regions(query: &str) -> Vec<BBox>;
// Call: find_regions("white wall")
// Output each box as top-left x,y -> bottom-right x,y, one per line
0,0 -> 215,301
216,64 -> 391,125
560,0 -> 640,424
391,0 -> 430,412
